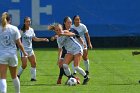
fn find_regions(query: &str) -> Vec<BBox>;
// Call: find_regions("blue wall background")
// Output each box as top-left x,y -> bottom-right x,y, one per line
0,0 -> 140,37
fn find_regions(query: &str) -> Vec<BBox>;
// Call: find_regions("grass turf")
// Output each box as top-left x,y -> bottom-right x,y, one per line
6,48 -> 140,93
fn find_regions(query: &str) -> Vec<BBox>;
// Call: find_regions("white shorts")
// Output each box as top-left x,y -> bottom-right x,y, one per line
0,55 -> 18,67
67,49 -> 83,55
20,50 -> 34,57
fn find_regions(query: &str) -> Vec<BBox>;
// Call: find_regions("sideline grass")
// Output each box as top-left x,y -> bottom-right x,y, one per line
6,48 -> 140,93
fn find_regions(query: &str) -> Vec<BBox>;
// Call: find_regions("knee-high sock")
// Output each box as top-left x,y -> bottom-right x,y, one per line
74,66 -> 86,77
30,67 -> 36,79
17,66 -> 24,76
58,67 -> 64,79
13,77 -> 20,93
71,62 -> 77,73
84,59 -> 89,71
0,79 -> 7,93
63,64 -> 71,78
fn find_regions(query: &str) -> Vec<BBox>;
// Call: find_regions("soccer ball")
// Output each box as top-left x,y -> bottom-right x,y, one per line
67,78 -> 77,86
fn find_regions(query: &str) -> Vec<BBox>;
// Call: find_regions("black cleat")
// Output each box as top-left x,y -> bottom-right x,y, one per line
82,77 -> 90,85
73,72 -> 77,75
31,78 -> 37,81
85,70 -> 89,75
17,75 -> 20,79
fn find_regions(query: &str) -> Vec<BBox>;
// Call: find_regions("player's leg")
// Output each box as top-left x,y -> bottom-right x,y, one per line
17,51 -> 28,78
74,53 -> 90,85
0,64 -> 7,93
28,54 -> 37,81
57,58 -> 65,84
9,66 -> 20,93
9,54 -> 20,93
83,49 -> 89,75
63,53 -> 73,78
71,62 -> 77,75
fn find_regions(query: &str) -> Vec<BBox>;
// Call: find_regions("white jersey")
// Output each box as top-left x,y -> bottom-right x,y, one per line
57,36 -> 83,55
21,27 -> 35,51
71,23 -> 88,47
0,24 -> 21,55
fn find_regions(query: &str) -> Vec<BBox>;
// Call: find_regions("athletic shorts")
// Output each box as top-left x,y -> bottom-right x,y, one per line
67,49 -> 83,55
0,55 -> 18,67
20,50 -> 34,57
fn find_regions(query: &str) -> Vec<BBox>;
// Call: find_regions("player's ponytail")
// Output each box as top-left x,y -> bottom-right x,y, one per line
1,12 -> 11,31
1,12 -> 8,30
48,23 -> 62,32
47,25 -> 55,31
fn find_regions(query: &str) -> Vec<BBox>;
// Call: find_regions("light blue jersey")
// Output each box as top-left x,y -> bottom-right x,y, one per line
0,24 -> 21,55
21,27 -> 35,51
57,36 -> 83,55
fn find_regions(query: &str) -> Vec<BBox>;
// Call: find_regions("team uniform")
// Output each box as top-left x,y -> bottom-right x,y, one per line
18,27 -> 36,80
60,28 -> 81,58
71,23 -> 88,49
0,24 -> 21,66
20,27 -> 35,57
71,23 -> 90,75
0,24 -> 21,93
57,36 -> 83,55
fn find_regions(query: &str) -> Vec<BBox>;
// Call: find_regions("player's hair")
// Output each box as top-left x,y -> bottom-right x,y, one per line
1,12 -> 11,31
73,15 -> 80,24
21,16 -> 31,33
63,16 -> 72,30
48,23 -> 62,31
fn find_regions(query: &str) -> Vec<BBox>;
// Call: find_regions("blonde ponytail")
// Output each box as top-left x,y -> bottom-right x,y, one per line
47,23 -> 62,31
1,12 -> 8,29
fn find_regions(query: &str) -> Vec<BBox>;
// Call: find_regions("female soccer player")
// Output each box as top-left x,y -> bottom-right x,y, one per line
71,15 -> 93,75
0,12 -> 27,93
53,16 -> 83,84
48,23 -> 90,85
17,17 -> 49,81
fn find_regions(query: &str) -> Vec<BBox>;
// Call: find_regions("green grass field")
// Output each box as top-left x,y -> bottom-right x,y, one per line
6,48 -> 140,93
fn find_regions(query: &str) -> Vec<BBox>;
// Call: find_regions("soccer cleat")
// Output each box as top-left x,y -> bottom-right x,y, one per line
73,72 -> 77,75
139,80 -> 140,83
82,77 -> 90,85
17,75 -> 20,79
75,77 -> 80,84
31,78 -> 37,81
57,79 -> 62,84
85,70 -> 89,75
132,51 -> 140,56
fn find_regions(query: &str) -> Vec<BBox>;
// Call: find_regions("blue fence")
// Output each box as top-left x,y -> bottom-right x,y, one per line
0,0 -> 140,37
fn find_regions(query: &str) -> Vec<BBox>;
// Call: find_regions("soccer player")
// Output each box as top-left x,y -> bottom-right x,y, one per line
52,16 -> 83,84
0,12 -> 27,93
17,17 -> 49,81
71,15 -> 93,75
48,23 -> 90,85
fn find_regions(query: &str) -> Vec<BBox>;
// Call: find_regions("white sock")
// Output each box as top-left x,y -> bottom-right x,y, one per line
84,59 -> 89,71
18,66 -> 24,76
0,79 -> 7,93
63,64 -> 71,76
13,77 -> 20,93
30,67 -> 36,79
71,62 -> 76,73
74,66 -> 86,76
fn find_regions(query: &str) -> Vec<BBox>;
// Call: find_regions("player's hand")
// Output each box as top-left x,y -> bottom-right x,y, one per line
23,52 -> 28,58
43,38 -> 49,42
88,43 -> 93,49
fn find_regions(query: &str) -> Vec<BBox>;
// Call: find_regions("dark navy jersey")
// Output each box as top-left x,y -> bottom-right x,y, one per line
69,28 -> 80,38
